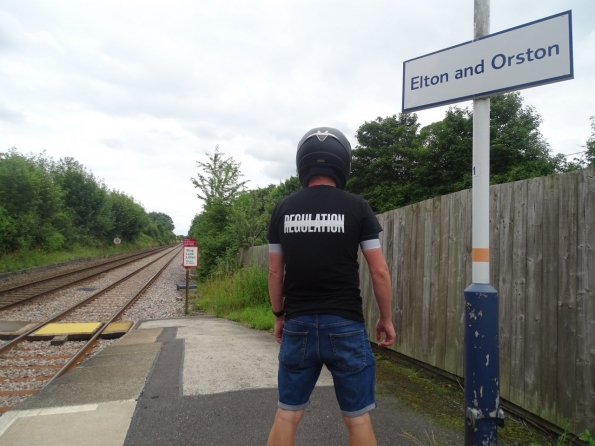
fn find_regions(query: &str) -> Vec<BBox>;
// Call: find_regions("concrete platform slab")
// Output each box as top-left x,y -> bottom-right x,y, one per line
0,400 -> 136,446
0,321 -> 32,332
115,327 -> 162,346
138,317 -> 333,396
101,321 -> 134,339
104,321 -> 133,334
0,321 -> 37,340
15,342 -> 161,410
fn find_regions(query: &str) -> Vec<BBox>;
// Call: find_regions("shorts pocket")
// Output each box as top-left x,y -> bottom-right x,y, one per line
279,329 -> 308,371
329,330 -> 367,372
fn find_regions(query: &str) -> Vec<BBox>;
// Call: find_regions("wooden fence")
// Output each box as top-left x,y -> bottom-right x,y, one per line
238,168 -> 595,434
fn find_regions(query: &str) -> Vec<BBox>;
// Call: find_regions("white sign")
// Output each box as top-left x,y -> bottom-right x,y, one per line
113,238 -> 121,245
183,247 -> 199,268
402,11 -> 573,113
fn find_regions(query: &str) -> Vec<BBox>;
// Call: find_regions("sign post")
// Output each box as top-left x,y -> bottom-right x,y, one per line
402,5 -> 572,445
462,2 -> 504,445
182,238 -> 199,314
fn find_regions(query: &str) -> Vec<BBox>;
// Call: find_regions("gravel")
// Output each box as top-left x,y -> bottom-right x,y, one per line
1,246 -> 187,335
0,247 -> 188,411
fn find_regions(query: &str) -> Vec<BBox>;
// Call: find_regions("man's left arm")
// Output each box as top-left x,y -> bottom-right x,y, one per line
362,247 -> 396,347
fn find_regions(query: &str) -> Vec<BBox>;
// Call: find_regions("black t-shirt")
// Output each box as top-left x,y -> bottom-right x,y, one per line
266,186 -> 382,322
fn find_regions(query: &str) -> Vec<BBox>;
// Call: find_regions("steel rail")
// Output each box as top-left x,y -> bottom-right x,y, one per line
0,247 -> 167,294
0,246 -> 174,311
0,247 -> 181,413
0,246 -> 179,356
44,246 -> 181,386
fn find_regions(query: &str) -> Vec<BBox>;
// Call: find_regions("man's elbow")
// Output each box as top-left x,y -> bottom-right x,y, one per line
370,265 -> 390,281
269,268 -> 283,281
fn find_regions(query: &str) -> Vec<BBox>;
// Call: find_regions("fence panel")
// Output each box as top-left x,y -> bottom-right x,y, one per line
541,174 -> 560,422
524,177 -> 544,416
576,169 -> 595,431
557,172 -> 579,426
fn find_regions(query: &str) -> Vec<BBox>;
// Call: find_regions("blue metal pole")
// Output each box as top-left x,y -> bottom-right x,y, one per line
464,284 -> 504,445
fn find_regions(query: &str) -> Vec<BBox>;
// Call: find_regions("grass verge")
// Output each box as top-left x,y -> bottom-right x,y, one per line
0,240 -> 166,273
190,265 -> 273,330
374,354 -> 585,446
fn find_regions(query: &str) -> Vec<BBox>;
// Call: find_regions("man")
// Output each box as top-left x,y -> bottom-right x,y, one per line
266,127 -> 396,446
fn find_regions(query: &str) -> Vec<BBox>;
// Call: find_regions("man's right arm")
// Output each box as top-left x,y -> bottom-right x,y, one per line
269,251 -> 285,343
362,247 -> 396,347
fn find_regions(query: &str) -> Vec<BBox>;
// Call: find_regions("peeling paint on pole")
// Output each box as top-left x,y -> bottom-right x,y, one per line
464,283 -> 503,445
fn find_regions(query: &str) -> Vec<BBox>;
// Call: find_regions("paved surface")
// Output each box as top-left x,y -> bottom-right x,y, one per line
0,316 -> 463,445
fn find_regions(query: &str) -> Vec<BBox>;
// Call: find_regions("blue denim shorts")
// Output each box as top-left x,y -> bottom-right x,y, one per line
277,314 -> 376,418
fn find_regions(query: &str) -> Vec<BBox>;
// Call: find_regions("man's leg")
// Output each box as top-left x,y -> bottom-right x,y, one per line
343,413 -> 377,446
267,408 -> 304,446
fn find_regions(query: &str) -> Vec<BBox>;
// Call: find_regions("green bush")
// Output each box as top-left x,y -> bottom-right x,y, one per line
0,150 -> 176,256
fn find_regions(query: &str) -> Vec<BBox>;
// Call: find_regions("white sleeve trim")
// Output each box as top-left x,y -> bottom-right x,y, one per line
269,243 -> 283,253
360,239 -> 381,251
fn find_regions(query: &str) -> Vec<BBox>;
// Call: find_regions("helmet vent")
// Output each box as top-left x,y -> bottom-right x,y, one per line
314,131 -> 330,142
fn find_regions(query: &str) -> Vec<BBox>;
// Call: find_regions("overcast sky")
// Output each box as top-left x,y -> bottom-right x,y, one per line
1,0 -> 593,235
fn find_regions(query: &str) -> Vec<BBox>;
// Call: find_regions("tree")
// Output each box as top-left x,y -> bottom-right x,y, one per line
147,212 -> 176,243
264,176 -> 301,215
106,191 -> 148,241
346,114 -> 421,213
148,212 -> 174,231
230,186 -> 275,249
586,116 -> 595,167
189,199 -> 235,279
189,147 -> 250,279
50,157 -> 111,244
415,93 -> 561,201
191,146 -> 248,206
0,150 -> 66,252
488,92 -> 560,182
414,107 -> 473,201
347,93 -> 565,214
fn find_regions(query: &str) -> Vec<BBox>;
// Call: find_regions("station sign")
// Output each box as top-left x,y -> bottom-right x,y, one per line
402,11 -> 573,112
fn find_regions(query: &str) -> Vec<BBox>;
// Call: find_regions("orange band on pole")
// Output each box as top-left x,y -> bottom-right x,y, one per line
472,248 -> 490,262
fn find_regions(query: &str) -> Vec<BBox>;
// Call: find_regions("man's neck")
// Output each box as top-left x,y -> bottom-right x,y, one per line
308,175 -> 336,187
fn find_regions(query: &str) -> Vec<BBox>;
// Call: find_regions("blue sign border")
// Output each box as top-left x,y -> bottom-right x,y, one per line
401,10 -> 574,113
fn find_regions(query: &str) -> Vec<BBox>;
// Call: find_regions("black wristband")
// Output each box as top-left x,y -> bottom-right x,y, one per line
272,309 -> 285,317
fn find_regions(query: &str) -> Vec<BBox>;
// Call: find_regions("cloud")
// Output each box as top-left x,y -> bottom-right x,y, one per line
100,138 -> 124,149
0,103 -> 25,124
1,0 -> 593,236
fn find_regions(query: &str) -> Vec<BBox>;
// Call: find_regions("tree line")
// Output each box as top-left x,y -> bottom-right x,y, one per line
189,93 -> 594,279
0,150 -> 176,255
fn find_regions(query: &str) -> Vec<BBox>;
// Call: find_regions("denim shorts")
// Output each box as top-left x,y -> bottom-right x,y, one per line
277,314 -> 376,418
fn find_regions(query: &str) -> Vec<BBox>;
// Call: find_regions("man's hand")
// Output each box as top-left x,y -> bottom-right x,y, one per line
274,317 -> 285,343
375,318 -> 396,347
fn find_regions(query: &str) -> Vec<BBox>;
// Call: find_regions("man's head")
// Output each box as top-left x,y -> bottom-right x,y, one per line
296,127 -> 352,189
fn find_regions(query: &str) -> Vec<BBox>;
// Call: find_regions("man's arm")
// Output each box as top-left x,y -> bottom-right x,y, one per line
362,247 -> 396,347
269,251 -> 285,343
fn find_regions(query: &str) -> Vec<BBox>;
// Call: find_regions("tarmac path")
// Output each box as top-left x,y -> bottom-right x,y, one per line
0,316 -> 463,445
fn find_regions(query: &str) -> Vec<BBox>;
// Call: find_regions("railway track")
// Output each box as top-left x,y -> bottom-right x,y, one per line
0,246 -> 182,413
0,246 -> 172,311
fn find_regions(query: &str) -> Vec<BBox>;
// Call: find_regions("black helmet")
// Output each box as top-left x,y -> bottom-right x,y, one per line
296,127 -> 352,189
